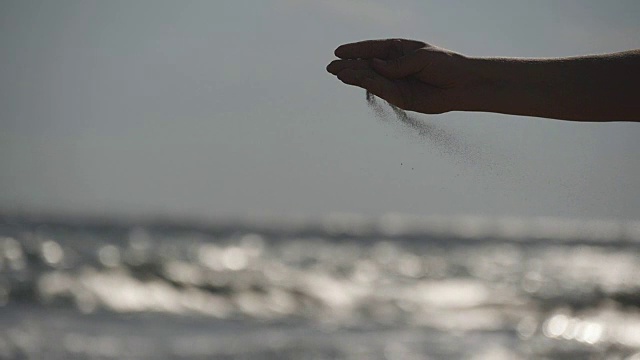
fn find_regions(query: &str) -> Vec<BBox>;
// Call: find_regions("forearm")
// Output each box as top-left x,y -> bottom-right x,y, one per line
459,50 -> 640,121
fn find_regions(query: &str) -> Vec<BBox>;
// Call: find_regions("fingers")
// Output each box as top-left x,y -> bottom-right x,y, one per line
326,59 -> 370,75
334,67 -> 376,86
371,51 -> 429,79
334,39 -> 424,60
361,76 -> 406,109
331,66 -> 407,109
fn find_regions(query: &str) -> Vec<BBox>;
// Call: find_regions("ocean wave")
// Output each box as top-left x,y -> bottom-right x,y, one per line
1,212 -> 640,358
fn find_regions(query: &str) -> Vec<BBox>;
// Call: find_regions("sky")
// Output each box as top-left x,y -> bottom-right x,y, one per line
1,0 -> 639,221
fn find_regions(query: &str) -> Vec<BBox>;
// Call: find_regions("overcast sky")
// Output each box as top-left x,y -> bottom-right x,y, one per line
1,0 -> 639,220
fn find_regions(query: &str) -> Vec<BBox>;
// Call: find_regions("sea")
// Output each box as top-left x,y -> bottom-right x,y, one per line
1,213 -> 640,359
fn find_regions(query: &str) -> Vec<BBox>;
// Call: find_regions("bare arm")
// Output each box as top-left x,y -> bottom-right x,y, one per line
463,51 -> 640,121
327,39 -> 640,122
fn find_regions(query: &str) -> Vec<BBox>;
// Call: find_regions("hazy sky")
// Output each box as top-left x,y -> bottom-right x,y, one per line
1,0 -> 639,220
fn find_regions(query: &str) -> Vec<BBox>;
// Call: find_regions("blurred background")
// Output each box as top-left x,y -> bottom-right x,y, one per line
1,0 -> 640,359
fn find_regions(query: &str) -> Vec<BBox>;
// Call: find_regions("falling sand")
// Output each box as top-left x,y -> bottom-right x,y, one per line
366,91 -> 492,169
365,90 -> 591,212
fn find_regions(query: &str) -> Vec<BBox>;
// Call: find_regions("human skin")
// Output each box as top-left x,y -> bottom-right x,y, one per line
326,39 -> 640,122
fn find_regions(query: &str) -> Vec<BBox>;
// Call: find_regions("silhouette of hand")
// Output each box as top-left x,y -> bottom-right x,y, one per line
327,39 -> 473,114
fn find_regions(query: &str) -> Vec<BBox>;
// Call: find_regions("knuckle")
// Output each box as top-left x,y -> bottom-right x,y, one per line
392,39 -> 404,53
384,38 -> 404,58
415,48 -> 432,60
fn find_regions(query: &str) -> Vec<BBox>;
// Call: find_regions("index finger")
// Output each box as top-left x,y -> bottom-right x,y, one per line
334,39 -> 425,60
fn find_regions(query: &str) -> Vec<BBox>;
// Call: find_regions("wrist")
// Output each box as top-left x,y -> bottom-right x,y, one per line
454,56 -> 558,117
452,56 -> 501,113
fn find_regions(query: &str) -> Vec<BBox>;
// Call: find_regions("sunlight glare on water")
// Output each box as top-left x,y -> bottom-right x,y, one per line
1,214 -> 640,359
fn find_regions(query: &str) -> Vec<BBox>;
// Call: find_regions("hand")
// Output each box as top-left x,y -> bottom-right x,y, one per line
328,39 -> 640,121
327,39 -> 474,114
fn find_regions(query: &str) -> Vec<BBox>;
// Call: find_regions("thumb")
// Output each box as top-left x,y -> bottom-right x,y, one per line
372,52 -> 428,79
